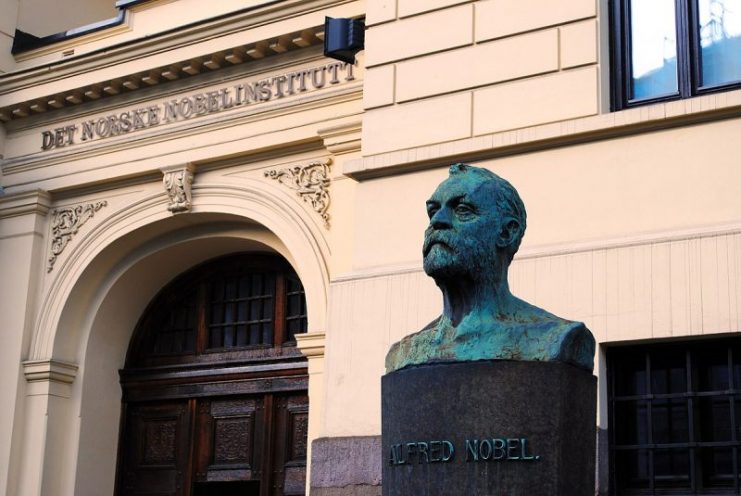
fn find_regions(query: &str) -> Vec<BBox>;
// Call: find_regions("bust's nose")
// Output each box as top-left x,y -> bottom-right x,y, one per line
430,207 -> 452,229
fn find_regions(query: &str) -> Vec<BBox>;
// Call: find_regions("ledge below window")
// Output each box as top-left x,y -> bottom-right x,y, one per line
344,88 -> 741,180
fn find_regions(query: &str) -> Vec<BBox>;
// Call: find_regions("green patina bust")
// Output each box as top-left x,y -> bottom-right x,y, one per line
385,164 -> 595,373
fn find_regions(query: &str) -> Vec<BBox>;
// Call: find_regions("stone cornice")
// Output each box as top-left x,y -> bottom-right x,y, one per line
0,189 -> 51,219
23,359 -> 79,384
295,332 -> 326,358
318,119 -> 362,155
0,0 -> 360,118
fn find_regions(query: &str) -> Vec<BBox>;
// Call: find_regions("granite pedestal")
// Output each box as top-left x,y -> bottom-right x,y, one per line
382,360 -> 596,496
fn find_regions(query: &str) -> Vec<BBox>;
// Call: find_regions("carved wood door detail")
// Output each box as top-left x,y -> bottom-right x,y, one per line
119,401 -> 193,496
118,392 -> 308,496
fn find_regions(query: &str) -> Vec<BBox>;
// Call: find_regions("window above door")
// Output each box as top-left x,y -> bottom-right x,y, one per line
126,253 -> 308,369
611,0 -> 741,110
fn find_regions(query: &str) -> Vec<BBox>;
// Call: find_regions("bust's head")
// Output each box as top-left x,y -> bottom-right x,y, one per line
422,164 -> 526,285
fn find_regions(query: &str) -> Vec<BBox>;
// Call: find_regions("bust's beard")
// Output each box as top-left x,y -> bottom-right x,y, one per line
423,244 -> 475,284
423,241 -> 500,290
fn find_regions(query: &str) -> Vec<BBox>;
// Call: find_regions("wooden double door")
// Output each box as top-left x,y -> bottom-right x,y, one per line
118,391 -> 308,496
117,253 -> 311,496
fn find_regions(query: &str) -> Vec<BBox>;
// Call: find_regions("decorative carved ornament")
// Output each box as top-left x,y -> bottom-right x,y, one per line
162,163 -> 195,213
48,201 -> 108,272
265,158 -> 332,228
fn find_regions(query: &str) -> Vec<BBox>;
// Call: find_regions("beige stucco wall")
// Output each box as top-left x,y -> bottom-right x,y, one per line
0,0 -> 18,73
17,0 -> 116,38
362,0 -> 601,156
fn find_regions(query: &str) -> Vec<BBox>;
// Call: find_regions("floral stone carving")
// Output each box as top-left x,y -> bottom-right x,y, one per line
264,159 -> 331,228
48,201 -> 108,272
162,164 -> 195,213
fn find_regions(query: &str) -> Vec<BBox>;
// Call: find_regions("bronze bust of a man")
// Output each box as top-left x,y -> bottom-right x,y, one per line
385,164 -> 595,373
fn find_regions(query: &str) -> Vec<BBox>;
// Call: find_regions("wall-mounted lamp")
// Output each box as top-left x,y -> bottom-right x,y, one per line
324,17 -> 365,64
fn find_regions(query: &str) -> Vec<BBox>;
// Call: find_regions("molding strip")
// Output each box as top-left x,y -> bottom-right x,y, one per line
295,332 -> 326,358
0,189 -> 51,219
23,359 -> 79,384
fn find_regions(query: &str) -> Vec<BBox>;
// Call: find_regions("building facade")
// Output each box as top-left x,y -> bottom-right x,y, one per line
0,0 -> 739,495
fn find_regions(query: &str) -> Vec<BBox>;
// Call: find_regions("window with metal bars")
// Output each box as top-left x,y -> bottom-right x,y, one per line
127,253 -> 308,367
608,338 -> 741,494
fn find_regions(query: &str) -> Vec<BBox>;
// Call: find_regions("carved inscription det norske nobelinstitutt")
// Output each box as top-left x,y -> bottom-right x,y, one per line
388,437 -> 540,466
39,61 -> 356,151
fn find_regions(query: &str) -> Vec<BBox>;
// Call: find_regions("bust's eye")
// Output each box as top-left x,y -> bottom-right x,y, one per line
454,204 -> 475,218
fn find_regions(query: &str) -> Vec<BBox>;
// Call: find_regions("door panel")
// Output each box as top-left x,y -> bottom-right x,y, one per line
118,393 -> 307,496
119,401 -> 192,496
195,397 -> 263,484
271,394 -> 309,496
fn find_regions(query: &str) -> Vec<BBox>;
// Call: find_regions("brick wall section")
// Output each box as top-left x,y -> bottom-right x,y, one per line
362,0 -> 600,156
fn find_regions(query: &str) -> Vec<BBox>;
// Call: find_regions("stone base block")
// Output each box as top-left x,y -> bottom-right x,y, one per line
382,360 -> 596,496
310,436 -> 382,496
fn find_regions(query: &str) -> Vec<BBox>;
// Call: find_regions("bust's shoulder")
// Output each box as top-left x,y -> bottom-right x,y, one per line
385,316 -> 448,372
508,302 -> 595,371
543,318 -> 595,371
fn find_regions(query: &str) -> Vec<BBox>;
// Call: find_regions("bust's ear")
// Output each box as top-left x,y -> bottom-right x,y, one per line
496,218 -> 522,249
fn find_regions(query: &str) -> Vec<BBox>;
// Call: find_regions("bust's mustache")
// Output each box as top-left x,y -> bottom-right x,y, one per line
422,230 -> 456,257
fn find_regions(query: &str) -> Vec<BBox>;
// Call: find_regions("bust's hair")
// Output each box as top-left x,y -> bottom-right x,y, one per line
448,163 -> 527,260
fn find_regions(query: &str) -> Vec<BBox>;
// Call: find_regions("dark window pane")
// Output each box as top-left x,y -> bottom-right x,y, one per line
262,323 -> 273,344
238,275 -> 250,298
699,396 -> 733,441
263,297 -> 274,323
700,447 -> 735,488
223,326 -> 234,348
698,0 -> 741,87
289,294 -> 300,316
653,398 -> 689,443
696,347 -> 730,391
210,328 -> 222,348
250,299 -> 261,321
652,350 -> 687,394
615,400 -> 649,445
630,0 -> 679,100
250,273 -> 261,294
615,449 -> 650,490
224,302 -> 235,325
614,353 -> 647,396
733,345 -> 741,388
186,329 -> 196,352
225,278 -> 237,300
211,277 -> 224,300
150,290 -> 197,355
236,325 -> 247,347
654,449 -> 691,488
238,301 -> 247,322
210,303 -> 224,325
250,324 -> 260,344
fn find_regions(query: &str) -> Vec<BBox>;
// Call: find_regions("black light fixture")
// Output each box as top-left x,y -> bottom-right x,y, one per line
324,17 -> 365,64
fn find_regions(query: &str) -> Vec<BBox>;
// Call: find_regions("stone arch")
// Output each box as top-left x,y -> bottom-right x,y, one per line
17,178 -> 330,495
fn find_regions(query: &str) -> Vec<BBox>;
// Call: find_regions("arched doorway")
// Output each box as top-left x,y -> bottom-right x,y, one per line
116,252 -> 309,496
